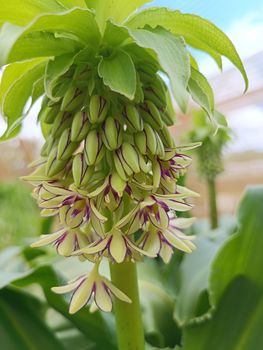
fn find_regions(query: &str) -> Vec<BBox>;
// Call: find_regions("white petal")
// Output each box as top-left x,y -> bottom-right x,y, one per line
142,232 -> 161,256
39,196 -> 66,209
165,199 -> 191,212
127,212 -> 141,235
109,230 -> 127,263
30,229 -> 64,248
90,212 -> 105,237
69,277 -> 93,314
40,208 -> 59,217
51,279 -> 80,294
75,238 -> 109,255
128,238 -> 156,258
171,217 -> 196,229
116,205 -> 139,229
105,280 -> 131,304
164,230 -> 194,253
42,183 -> 72,196
176,142 -> 201,151
176,185 -> 200,198
57,232 -> 75,256
159,243 -> 173,264
94,281 -> 113,312
90,201 -> 108,222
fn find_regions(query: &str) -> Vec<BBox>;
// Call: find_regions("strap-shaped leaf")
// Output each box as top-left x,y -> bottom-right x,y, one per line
126,7 -> 248,90
184,277 -> 263,350
85,0 -> 153,32
129,27 -> 190,112
98,50 -> 136,99
0,59 -> 47,138
210,186 -> 263,304
0,287 -> 65,350
0,0 -> 64,26
184,186 -> 263,350
187,67 -> 214,121
0,8 -> 100,66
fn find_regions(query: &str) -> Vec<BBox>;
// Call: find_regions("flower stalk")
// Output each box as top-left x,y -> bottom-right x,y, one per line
110,261 -> 145,350
207,177 -> 218,229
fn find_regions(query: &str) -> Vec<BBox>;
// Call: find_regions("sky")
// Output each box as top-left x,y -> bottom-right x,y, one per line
1,0 -> 263,151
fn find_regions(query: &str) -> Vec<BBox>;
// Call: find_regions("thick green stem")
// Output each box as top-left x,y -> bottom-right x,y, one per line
207,177 -> 218,229
110,261 -> 145,350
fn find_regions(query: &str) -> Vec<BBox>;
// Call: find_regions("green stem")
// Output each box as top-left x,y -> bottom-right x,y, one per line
110,261 -> 145,350
207,177 -> 218,229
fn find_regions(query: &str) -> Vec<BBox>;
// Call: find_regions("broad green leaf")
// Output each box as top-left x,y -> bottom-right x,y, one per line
102,21 -> 131,48
210,185 -> 263,305
183,277 -> 263,350
0,247 -> 31,289
126,8 -> 248,90
0,125 -> 22,141
0,287 -> 65,350
183,186 -> 263,350
31,77 -> 45,105
0,0 -> 64,26
129,27 -> 190,112
85,0 -> 153,32
56,0 -> 87,8
1,59 -> 47,137
140,280 -> 180,348
0,24 -> 79,66
0,59 -> 43,105
174,230 -> 229,326
0,8 -> 100,65
187,68 -> 214,121
45,53 -> 76,100
98,50 -> 136,99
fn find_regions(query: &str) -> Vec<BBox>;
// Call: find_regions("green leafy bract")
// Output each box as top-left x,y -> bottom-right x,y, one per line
85,0 -> 153,32
0,287 -> 65,350
129,26 -> 190,112
98,50 -> 137,99
0,58 -> 47,138
187,67 -> 215,122
0,0 -> 65,26
45,53 -> 77,100
0,8 -> 100,65
126,7 -> 248,90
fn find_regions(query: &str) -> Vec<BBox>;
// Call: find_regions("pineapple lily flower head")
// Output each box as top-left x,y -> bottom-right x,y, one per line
0,0 -> 247,314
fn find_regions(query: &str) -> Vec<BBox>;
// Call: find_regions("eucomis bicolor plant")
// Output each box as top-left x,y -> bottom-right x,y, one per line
0,0 -> 247,314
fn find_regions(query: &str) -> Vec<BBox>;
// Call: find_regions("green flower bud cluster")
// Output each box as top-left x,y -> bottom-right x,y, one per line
186,110 -> 231,181
27,61 -> 197,314
197,139 -> 224,180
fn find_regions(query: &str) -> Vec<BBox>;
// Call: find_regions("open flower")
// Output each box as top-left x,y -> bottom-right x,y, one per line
85,173 -> 131,211
121,191 -> 194,235
73,227 -> 154,263
52,264 -> 131,313
139,217 -> 196,263
152,148 -> 194,193
31,227 -> 90,256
